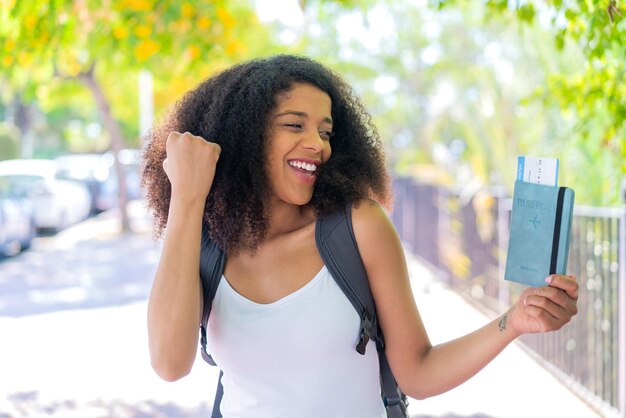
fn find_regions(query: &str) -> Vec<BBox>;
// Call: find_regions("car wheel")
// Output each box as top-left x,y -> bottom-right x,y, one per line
21,219 -> 36,250
1,239 -> 21,257
55,211 -> 67,234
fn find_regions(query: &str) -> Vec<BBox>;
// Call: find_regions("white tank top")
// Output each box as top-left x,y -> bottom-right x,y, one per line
206,265 -> 386,418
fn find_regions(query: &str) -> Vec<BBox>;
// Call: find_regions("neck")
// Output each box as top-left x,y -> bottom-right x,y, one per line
264,201 -> 315,240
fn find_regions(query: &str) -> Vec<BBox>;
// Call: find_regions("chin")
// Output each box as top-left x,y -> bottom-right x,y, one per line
294,198 -> 313,207
290,194 -> 314,206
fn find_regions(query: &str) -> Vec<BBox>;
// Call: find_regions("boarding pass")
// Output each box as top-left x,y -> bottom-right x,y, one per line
516,156 -> 559,186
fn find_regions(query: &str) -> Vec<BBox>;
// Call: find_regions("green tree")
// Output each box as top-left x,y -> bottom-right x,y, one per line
293,0 -> 622,205
434,0 -> 626,203
297,3 -> 548,178
0,0 -> 273,230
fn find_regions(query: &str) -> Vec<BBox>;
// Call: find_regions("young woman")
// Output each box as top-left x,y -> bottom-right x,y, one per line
142,54 -> 578,417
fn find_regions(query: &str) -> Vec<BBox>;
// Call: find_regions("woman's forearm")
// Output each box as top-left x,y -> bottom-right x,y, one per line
406,311 -> 520,399
147,196 -> 205,381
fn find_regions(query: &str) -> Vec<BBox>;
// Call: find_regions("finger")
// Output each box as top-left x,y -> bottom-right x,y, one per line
162,158 -> 168,172
166,131 -> 182,144
525,292 -> 569,320
539,285 -> 572,306
178,131 -> 204,143
546,274 -> 578,299
528,283 -> 578,317
524,305 -> 562,332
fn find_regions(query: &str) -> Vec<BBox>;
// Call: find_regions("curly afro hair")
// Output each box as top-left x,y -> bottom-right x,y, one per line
142,54 -> 391,254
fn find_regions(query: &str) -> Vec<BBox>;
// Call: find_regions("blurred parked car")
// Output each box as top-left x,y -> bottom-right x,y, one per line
0,176 -> 36,256
55,153 -> 115,215
0,159 -> 91,233
55,149 -> 143,214
111,148 -> 143,200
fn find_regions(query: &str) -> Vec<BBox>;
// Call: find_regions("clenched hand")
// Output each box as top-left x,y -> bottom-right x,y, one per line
162,131 -> 221,203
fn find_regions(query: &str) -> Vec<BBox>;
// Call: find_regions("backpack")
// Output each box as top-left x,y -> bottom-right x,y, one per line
198,203 -> 409,418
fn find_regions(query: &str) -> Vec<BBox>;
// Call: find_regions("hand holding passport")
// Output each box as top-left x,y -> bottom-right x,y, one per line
504,157 -> 575,287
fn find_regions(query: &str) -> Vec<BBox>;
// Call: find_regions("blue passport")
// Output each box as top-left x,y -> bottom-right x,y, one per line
504,181 -> 575,287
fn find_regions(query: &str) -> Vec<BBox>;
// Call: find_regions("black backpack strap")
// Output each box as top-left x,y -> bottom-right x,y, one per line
316,202 -> 408,418
202,206 -> 407,418
199,223 -> 226,366
380,351 -> 409,418
198,224 -> 227,417
315,203 -> 379,352
210,371 -> 225,418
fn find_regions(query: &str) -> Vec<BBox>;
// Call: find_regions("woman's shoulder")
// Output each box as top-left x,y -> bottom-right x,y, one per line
351,197 -> 390,221
350,198 -> 397,244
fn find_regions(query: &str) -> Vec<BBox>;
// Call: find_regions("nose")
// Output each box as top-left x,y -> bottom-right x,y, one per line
301,130 -> 324,153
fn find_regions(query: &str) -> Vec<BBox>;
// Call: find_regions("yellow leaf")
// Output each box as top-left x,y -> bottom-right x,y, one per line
5,39 -> 15,52
2,55 -> 13,67
182,3 -> 195,18
134,24 -> 152,38
24,15 -> 37,29
187,44 -> 201,60
17,51 -> 32,66
121,0 -> 152,12
182,20 -> 192,31
168,20 -> 190,33
225,39 -> 245,56
197,16 -> 211,29
113,26 -> 129,39
216,7 -> 234,29
135,39 -> 160,61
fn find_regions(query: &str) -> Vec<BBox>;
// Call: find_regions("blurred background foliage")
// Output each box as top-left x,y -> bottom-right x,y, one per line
0,0 -> 272,153
1,0 -> 624,206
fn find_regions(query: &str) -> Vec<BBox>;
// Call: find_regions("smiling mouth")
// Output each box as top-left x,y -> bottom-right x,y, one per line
288,160 -> 318,177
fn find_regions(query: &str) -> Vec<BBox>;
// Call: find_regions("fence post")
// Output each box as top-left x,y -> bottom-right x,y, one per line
497,191 -> 510,307
617,179 -> 626,417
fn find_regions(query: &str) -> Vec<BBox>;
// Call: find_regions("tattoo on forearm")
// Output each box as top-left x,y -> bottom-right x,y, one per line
498,314 -> 508,332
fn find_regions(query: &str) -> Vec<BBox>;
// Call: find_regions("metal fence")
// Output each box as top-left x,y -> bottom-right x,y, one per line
391,176 -> 626,417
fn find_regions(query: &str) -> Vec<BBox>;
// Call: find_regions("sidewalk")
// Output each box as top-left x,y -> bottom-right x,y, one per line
0,203 -> 604,418
403,252 -> 603,418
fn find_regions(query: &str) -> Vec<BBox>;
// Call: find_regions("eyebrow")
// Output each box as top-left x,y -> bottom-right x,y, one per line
274,110 -> 333,125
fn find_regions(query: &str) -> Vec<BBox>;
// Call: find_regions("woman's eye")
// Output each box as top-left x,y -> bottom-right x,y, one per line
283,123 -> 303,130
319,131 -> 334,141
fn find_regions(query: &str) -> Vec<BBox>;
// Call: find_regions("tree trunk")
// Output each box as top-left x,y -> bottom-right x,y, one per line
12,94 -> 35,158
79,66 -> 131,232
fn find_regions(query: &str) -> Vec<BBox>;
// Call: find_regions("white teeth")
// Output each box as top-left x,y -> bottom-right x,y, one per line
289,161 -> 317,172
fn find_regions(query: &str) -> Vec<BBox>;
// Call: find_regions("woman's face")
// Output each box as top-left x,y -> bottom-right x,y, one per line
265,83 -> 333,207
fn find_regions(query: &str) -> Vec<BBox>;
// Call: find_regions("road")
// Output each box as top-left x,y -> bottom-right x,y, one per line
0,207 -> 219,417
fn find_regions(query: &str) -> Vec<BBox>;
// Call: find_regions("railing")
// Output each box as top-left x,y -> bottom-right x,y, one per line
391,176 -> 626,417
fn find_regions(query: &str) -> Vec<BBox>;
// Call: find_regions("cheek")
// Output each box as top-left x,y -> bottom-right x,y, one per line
324,143 -> 332,163
266,157 -> 282,177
